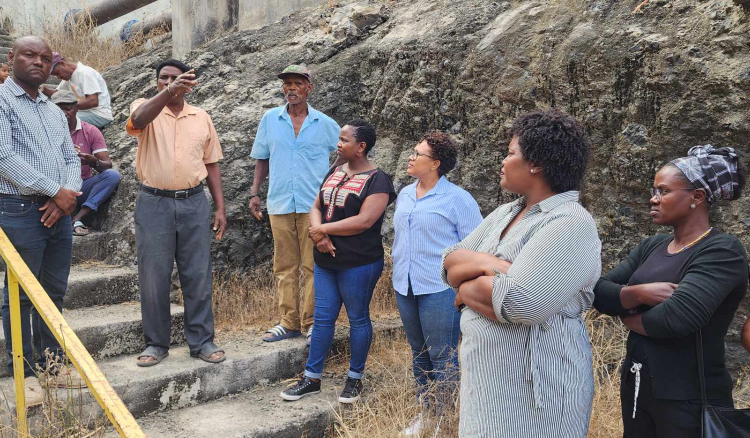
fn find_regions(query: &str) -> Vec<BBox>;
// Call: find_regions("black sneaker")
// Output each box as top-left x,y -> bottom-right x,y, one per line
338,377 -> 363,403
280,376 -> 321,401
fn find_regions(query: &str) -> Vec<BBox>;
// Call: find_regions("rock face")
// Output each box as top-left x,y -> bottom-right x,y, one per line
97,0 -> 750,362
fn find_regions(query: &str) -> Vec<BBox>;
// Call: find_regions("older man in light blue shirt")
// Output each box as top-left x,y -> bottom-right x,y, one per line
249,65 -> 342,343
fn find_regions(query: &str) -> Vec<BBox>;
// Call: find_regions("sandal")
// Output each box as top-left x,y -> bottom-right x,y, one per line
190,342 -> 226,364
262,324 -> 301,343
137,346 -> 169,367
72,220 -> 89,236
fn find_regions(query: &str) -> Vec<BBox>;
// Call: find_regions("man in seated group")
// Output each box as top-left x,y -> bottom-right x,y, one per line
51,90 -> 120,235
42,53 -> 113,129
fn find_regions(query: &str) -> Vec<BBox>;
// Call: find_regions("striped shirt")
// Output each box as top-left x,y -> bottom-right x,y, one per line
441,191 -> 601,438
0,77 -> 81,196
392,176 -> 482,295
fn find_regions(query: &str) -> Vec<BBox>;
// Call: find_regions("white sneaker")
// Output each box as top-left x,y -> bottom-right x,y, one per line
25,376 -> 44,407
400,413 -> 424,436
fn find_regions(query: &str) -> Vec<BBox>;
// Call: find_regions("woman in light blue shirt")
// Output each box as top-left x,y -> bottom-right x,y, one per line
392,132 -> 482,434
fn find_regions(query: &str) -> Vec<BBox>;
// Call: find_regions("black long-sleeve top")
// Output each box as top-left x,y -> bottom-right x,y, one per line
594,231 -> 748,400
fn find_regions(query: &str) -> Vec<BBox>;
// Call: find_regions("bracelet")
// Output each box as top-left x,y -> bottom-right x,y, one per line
249,193 -> 260,199
166,84 -> 176,97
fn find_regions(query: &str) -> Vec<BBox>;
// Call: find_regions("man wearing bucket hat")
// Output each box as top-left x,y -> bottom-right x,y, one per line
249,64 -> 343,344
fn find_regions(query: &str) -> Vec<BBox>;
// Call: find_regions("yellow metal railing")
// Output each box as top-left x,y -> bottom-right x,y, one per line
0,226 -> 145,437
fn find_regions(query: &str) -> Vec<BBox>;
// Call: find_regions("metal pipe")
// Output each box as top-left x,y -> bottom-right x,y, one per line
120,11 -> 172,41
70,0 -> 159,27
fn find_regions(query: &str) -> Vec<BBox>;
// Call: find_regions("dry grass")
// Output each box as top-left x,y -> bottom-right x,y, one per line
0,356 -> 107,437
18,3 -> 168,73
210,247 -> 399,332
328,332 -> 460,438
211,263 -> 278,331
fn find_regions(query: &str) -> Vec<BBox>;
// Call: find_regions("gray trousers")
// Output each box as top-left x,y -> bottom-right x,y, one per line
135,190 -> 215,353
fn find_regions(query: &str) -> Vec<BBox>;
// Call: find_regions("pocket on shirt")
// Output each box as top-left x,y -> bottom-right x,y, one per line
301,144 -> 327,161
188,136 -> 208,162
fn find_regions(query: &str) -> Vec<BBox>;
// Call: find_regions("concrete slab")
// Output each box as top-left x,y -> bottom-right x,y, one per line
72,232 -> 111,263
109,381 -> 338,437
0,302 -> 185,377
0,319 -> 402,424
0,265 -> 139,309
62,266 -> 140,309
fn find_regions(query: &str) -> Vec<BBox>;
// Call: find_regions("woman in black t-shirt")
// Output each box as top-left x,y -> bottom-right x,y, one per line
594,146 -> 748,438
280,119 -> 395,404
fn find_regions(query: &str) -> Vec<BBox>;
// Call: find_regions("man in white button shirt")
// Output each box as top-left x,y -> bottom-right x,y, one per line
41,53 -> 113,129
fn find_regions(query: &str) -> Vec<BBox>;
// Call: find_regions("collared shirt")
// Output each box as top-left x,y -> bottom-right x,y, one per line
70,118 -> 107,180
0,77 -> 82,196
392,176 -> 482,295
250,104 -> 340,215
440,191 -> 601,436
126,98 -> 223,190
57,62 -> 113,121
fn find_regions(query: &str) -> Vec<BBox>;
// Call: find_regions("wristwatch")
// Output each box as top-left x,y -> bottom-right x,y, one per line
249,193 -> 260,199
94,158 -> 100,170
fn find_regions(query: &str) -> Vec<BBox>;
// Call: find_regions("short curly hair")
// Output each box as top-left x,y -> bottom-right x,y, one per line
509,108 -> 591,193
345,119 -> 377,155
422,132 -> 458,176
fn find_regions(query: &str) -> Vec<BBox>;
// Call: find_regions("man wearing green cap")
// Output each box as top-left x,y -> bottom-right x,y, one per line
249,64 -> 343,343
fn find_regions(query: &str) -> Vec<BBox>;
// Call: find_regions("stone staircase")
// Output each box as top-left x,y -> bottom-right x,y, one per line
0,32 -> 11,66
0,231 -> 401,437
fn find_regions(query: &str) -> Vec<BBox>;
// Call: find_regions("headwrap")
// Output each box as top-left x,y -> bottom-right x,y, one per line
669,145 -> 739,203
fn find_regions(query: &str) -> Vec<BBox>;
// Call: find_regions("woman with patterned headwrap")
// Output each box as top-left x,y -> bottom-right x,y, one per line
594,145 -> 749,438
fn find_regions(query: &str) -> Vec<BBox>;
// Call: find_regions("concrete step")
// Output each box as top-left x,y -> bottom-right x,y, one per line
0,54 -> 7,64
0,35 -> 11,45
72,232 -> 112,264
0,302 -> 185,377
110,381 -> 338,437
0,47 -> 8,55
0,265 -> 139,309
0,319 -> 402,424
63,265 -> 140,309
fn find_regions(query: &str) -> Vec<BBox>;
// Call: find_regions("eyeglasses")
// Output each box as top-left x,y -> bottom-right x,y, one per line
408,150 -> 436,160
650,187 -> 694,200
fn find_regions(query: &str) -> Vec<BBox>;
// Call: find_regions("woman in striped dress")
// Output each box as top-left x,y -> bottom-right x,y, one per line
442,109 -> 601,437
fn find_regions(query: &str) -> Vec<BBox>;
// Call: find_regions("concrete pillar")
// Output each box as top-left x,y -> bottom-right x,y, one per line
172,0 -> 239,60
239,0 -> 323,31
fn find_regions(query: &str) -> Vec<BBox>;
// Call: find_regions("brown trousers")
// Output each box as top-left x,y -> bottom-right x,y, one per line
269,213 -> 315,332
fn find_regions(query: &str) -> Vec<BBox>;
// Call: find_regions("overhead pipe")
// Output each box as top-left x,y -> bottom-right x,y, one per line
66,0 -> 159,28
120,11 -> 172,41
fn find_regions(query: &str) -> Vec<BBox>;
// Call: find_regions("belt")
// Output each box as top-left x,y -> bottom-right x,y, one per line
0,193 -> 51,205
139,184 -> 203,200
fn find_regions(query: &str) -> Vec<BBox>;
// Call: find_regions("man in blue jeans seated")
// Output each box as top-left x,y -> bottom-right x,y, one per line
52,90 -> 120,235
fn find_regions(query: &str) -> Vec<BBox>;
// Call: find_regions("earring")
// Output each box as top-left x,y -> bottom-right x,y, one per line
690,204 -> 696,209
530,169 -> 535,174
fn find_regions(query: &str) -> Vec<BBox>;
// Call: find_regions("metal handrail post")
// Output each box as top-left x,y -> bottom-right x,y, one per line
8,271 -> 27,436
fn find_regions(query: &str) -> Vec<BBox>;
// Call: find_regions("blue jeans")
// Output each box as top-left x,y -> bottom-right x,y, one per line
396,283 -> 460,411
305,259 -> 384,380
0,197 -> 72,377
79,169 -> 120,212
77,112 -> 112,129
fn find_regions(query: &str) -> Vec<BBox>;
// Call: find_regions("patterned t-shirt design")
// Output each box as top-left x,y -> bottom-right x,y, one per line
321,167 -> 376,221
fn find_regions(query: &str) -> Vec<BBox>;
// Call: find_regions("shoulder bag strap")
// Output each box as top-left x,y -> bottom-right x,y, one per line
695,329 -> 709,408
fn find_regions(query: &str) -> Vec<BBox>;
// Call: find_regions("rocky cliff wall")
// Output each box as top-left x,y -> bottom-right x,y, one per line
96,0 -> 750,361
